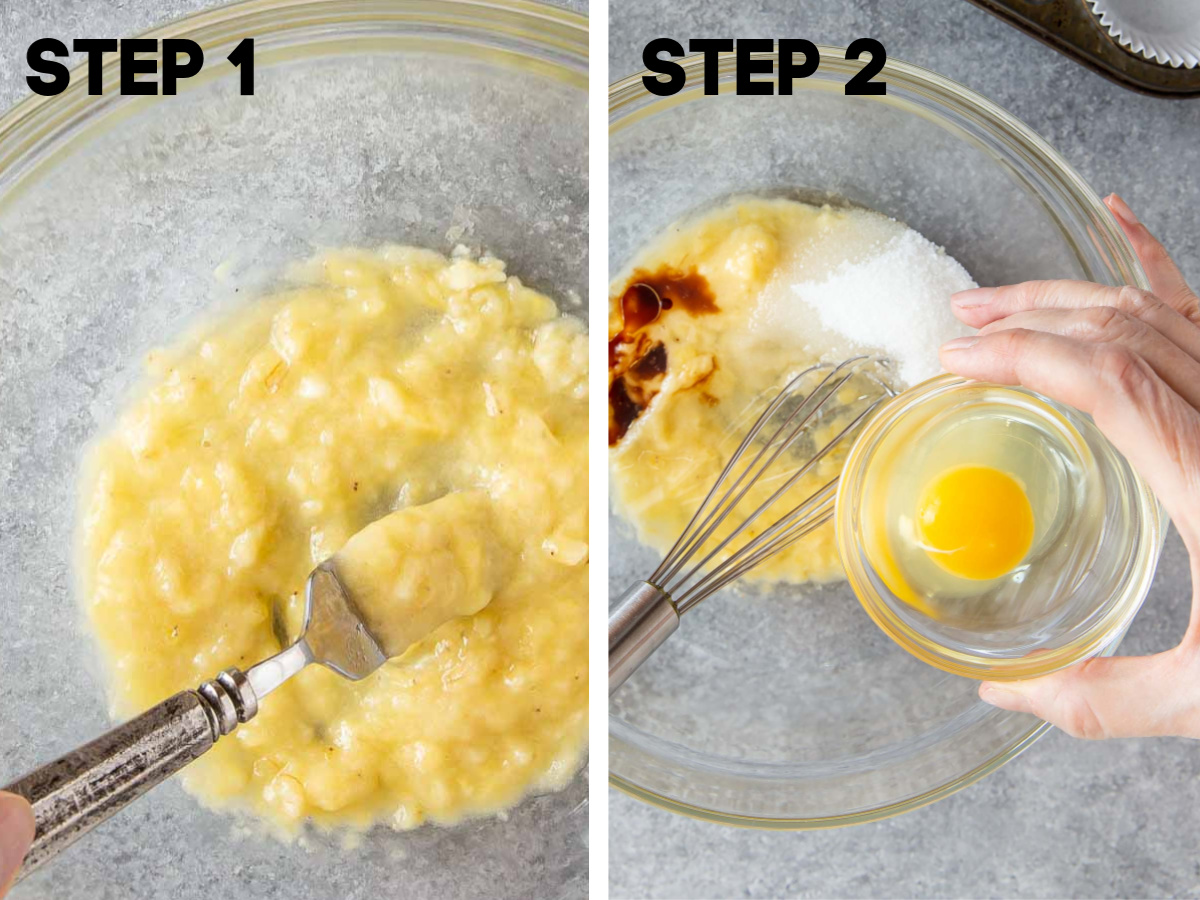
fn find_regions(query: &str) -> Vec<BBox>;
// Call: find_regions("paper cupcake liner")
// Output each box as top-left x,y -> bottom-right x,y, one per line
1089,0 -> 1200,69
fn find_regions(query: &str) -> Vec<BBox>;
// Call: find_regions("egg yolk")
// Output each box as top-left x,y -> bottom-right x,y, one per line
916,465 -> 1034,580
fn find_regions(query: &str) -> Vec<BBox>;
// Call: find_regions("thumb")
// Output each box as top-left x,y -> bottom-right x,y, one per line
0,792 -> 34,895
978,651 -> 1200,740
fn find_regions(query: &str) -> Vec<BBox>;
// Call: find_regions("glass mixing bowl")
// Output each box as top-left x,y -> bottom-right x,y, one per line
837,376 -> 1163,681
609,48 -> 1152,827
0,1 -> 587,896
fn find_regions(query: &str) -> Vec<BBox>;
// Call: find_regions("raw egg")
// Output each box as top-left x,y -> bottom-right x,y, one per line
916,465 -> 1034,581
858,383 -> 1104,630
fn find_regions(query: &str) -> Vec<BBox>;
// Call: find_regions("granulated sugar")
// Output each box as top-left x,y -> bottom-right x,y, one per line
755,211 -> 976,387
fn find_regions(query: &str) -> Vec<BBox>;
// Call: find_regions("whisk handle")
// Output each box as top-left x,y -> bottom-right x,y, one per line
609,581 -> 680,695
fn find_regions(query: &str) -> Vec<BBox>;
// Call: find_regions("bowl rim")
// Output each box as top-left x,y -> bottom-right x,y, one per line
611,718 -> 1054,831
0,0 -> 587,194
610,45 -> 1145,291
834,374 -> 1164,681
608,47 -> 1151,828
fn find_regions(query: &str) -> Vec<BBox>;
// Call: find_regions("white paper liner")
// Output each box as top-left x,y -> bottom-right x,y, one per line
1089,0 -> 1200,68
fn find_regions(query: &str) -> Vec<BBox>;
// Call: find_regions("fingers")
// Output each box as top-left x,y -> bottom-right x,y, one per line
979,650 -> 1200,739
952,281 -> 1200,363
1105,194 -> 1200,323
946,198 -> 1200,743
940,328 -> 1200,549
975,306 -> 1200,410
0,792 -> 33,895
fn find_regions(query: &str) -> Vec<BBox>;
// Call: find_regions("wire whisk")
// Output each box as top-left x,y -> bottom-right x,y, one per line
609,356 -> 895,694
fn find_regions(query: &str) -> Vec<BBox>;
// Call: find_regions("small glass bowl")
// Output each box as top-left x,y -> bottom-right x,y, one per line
836,375 -> 1165,680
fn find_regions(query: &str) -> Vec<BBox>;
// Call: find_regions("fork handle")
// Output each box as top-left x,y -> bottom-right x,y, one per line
2,668 -> 257,882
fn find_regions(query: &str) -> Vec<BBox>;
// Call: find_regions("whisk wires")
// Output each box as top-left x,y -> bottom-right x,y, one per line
649,356 -> 894,613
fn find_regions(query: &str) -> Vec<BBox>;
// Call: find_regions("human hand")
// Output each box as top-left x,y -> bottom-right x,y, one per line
938,193 -> 1200,740
0,791 -> 34,895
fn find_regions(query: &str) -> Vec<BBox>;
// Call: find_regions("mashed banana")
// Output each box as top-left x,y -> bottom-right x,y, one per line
80,246 -> 588,832
332,491 -> 503,657
609,198 -> 898,584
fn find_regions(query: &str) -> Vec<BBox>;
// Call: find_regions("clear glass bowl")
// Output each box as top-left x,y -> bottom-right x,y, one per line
609,48 -> 1150,827
0,1 -> 587,896
837,376 -> 1163,681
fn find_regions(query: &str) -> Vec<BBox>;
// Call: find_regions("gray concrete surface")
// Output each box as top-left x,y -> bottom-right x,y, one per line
609,2 -> 1200,899
6,0 -> 1200,897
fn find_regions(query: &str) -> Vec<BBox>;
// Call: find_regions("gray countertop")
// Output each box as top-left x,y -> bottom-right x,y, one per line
609,2 -> 1199,899
5,0 -> 1200,897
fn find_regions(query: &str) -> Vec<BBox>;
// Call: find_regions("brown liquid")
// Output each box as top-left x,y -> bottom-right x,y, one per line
621,282 -> 666,333
630,342 -> 667,378
630,268 -> 718,316
608,266 -> 718,445
609,378 -> 642,446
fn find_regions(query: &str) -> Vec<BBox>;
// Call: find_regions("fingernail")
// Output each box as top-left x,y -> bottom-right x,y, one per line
940,336 -> 979,352
0,792 -> 34,891
979,683 -> 1033,714
952,287 -> 997,309
1106,193 -> 1140,228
